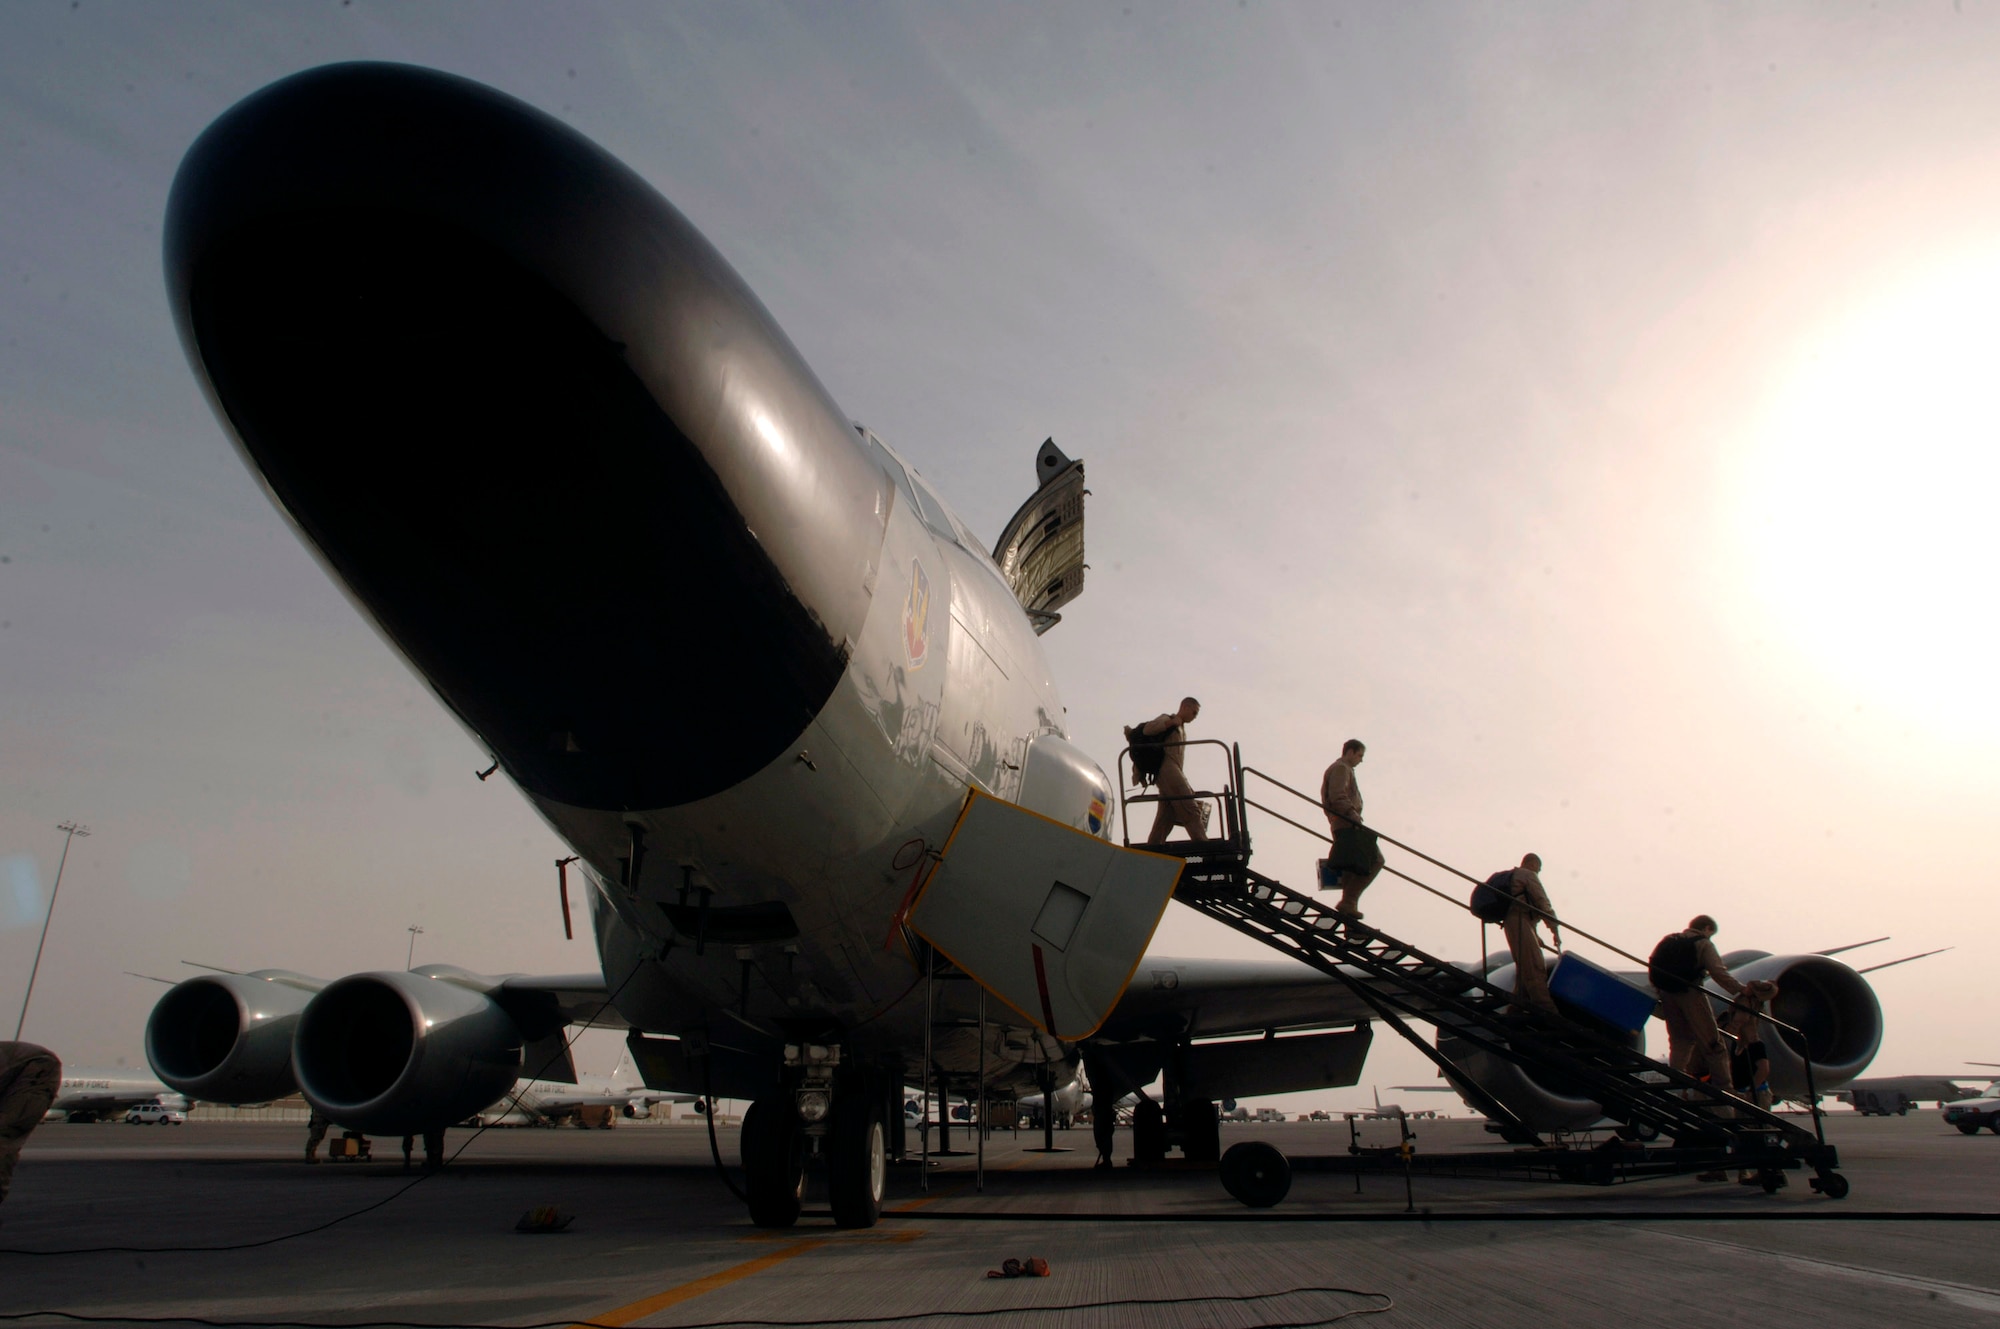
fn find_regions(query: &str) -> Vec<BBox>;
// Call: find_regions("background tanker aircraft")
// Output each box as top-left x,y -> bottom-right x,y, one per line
46,1068 -> 187,1124
143,63 -> 1890,1230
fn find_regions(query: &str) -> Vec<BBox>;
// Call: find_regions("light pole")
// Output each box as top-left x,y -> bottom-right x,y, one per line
14,821 -> 90,1041
406,925 -> 424,970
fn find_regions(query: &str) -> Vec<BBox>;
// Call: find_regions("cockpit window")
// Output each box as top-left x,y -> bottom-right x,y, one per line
864,428 -> 968,550
858,427 -> 919,515
863,430 -> 1009,581
908,474 -> 963,548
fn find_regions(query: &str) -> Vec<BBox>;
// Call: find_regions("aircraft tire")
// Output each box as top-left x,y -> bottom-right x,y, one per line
1132,1096 -> 1168,1163
828,1091 -> 886,1229
741,1098 -> 805,1229
1219,1141 -> 1291,1208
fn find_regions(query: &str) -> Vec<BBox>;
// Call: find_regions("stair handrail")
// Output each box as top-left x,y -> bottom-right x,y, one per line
1238,760 -> 1829,1134
1115,737 -> 1246,848
1238,763 -> 1650,970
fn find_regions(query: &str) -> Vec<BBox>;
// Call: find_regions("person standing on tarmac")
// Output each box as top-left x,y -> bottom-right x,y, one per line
0,1041 -> 62,1206
1319,740 -> 1384,918
1140,697 -> 1208,845
304,1106 -> 329,1164
1648,914 -> 1746,1089
1502,854 -> 1561,1016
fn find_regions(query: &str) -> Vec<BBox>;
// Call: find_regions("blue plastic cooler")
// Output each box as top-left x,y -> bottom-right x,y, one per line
1547,953 -> 1657,1033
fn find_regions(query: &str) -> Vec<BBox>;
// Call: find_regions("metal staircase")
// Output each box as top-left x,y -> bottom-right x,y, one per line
1120,741 -> 1847,1196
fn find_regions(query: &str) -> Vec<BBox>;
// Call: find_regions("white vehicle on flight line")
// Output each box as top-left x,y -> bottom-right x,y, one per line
144,62 -> 1895,1230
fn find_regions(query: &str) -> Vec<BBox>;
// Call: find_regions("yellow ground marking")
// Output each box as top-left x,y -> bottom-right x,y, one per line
566,1239 -> 824,1328
738,1226 -> 924,1245
572,1225 -> 927,1327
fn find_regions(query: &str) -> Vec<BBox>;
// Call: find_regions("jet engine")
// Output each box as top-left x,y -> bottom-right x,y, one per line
1436,952 -> 1883,1134
1727,953 -> 1882,1097
292,971 -> 524,1135
145,970 -> 320,1104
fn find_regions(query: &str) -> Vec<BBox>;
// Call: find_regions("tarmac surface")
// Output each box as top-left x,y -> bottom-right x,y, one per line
4,1114 -> 1998,1328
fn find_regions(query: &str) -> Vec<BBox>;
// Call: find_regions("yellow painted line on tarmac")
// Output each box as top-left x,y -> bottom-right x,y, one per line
567,1239 -> 824,1328
739,1226 -> 924,1245
574,1225 -> 928,1327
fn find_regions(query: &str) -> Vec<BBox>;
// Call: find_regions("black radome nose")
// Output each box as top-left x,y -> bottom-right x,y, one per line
166,64 -> 889,811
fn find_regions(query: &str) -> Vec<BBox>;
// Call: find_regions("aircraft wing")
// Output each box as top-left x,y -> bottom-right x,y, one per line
495,972 -> 628,1030
1101,954 -> 1376,1038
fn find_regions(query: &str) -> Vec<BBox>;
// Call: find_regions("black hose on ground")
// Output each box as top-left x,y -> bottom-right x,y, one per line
704,1056 -> 750,1204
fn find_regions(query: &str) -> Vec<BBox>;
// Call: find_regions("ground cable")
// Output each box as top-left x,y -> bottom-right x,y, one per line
0,1283 -> 1396,1329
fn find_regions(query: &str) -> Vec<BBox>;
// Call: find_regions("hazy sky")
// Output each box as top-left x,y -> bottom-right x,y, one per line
4,2 -> 1996,1102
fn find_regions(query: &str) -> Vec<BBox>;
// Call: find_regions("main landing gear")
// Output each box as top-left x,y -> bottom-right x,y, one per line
739,1048 -> 891,1230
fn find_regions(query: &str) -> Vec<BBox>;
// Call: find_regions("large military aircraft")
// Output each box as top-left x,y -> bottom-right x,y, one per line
143,62 -> 1891,1231
47,1068 -> 188,1123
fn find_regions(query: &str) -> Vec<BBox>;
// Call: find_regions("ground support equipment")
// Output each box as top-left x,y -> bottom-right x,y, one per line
1121,743 -> 1847,1205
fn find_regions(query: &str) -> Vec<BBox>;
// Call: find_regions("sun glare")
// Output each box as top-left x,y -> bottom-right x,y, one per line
1738,254 -> 2000,738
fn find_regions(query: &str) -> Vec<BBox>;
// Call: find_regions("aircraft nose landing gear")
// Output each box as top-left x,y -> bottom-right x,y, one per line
739,1047 -> 891,1230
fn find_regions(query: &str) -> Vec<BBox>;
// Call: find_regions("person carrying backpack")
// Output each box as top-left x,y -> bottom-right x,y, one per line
1128,697 -> 1207,845
1494,853 -> 1560,1015
1647,914 -> 1747,1093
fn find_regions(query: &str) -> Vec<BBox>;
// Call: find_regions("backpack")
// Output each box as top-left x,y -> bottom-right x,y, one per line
1125,719 -> 1170,787
1647,932 -> 1702,993
1468,870 -> 1517,924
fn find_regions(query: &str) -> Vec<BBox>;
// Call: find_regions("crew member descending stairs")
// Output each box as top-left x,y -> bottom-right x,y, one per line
1117,740 -> 1847,1197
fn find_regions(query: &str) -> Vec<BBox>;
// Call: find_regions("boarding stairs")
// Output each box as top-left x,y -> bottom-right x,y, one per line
1119,741 -> 1845,1195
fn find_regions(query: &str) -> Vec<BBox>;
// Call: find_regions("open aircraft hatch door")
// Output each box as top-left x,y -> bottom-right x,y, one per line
906,790 -> 1182,1039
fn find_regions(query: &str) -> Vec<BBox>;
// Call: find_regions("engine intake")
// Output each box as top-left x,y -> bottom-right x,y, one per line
293,971 -> 524,1134
1729,954 -> 1881,1096
145,971 -> 318,1104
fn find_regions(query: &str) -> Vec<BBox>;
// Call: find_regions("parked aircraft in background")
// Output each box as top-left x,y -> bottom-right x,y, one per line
473,1053 -> 695,1127
1017,1078 -> 1091,1129
1838,1064 -> 1999,1116
1365,1085 -> 1453,1120
143,61 -> 1896,1232
49,1069 -> 187,1123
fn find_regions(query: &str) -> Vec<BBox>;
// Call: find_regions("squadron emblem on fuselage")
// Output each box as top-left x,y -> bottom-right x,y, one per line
903,558 -> 931,669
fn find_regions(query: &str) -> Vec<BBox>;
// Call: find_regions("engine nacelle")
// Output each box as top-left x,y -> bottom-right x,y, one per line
1439,952 -> 1884,1133
1435,961 -> 1647,1134
1726,953 -> 1882,1097
293,970 -> 524,1135
145,970 -> 319,1103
